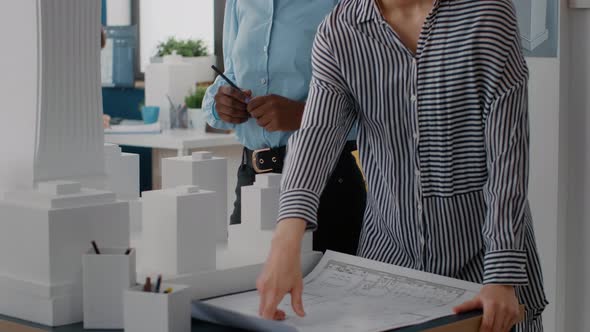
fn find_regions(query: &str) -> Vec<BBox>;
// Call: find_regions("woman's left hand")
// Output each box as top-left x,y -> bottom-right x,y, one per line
453,284 -> 521,332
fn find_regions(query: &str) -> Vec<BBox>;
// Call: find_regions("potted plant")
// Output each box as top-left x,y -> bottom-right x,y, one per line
151,37 -> 217,83
185,85 -> 209,133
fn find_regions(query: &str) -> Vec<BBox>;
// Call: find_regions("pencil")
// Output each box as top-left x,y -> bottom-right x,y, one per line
143,277 -> 152,292
155,275 -> 162,293
211,65 -> 251,102
91,241 -> 100,255
211,65 -> 242,91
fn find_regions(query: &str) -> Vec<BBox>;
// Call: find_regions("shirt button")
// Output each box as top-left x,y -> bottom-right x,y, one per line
413,132 -> 419,139
418,203 -> 423,211
411,94 -> 417,102
412,59 -> 417,66
263,46 -> 268,52
415,169 -> 421,176
261,78 -> 267,85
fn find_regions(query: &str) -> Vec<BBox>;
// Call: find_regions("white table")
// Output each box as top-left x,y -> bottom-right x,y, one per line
105,128 -> 241,157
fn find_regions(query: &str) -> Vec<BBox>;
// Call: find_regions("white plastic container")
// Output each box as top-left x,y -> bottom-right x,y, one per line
124,284 -> 191,332
82,248 -> 136,329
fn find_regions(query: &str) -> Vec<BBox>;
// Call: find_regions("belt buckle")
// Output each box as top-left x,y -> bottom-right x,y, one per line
252,148 -> 274,174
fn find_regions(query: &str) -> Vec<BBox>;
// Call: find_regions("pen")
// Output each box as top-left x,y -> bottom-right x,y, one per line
143,277 -> 152,292
91,241 -> 100,255
155,275 -> 162,293
210,65 -> 251,103
164,288 -> 173,294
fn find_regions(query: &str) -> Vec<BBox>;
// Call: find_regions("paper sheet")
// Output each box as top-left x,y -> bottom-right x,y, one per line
192,251 -> 481,332
105,121 -> 161,135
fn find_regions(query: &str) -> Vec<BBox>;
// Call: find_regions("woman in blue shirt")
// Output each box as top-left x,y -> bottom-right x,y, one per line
203,0 -> 365,255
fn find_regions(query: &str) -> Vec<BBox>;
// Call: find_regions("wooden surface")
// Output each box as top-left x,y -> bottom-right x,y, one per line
0,320 -> 45,332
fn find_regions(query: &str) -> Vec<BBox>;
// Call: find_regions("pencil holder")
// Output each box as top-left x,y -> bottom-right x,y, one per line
82,248 -> 137,329
124,284 -> 191,332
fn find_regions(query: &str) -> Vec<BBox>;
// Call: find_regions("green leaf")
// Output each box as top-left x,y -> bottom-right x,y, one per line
185,86 -> 209,109
156,37 -> 209,57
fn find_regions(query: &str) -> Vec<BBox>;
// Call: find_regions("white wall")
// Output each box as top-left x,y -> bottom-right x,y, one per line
565,8 -> 590,332
527,58 -> 560,332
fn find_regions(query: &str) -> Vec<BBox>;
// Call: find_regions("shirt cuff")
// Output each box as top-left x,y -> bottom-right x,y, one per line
211,105 -> 221,121
483,250 -> 528,285
278,189 -> 321,230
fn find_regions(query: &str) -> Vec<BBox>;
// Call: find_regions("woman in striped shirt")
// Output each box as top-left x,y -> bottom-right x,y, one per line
256,0 -> 548,331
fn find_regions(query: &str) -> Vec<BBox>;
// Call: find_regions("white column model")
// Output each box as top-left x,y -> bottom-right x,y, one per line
0,181 -> 130,326
514,0 -> 549,51
162,151 -> 228,243
0,0 -> 105,194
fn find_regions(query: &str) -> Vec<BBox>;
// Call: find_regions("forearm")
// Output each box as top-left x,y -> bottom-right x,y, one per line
279,83 -> 355,228
482,80 -> 529,286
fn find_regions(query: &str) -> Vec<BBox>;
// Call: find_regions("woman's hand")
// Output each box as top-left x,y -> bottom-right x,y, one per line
453,284 -> 521,332
257,218 -> 308,320
214,86 -> 252,124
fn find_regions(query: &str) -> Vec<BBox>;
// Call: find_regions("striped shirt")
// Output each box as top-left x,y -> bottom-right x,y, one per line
278,0 -> 548,330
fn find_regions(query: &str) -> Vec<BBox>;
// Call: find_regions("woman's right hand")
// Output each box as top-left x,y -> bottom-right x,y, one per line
257,218 -> 308,320
214,86 -> 252,124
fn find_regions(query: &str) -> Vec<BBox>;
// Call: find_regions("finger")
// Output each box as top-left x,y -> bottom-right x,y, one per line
264,120 -> 280,132
480,303 -> 496,332
258,291 -> 267,317
256,113 -> 273,128
261,292 -> 284,320
250,104 -> 271,119
500,306 -> 518,332
216,95 -> 248,113
220,86 -> 249,103
453,297 -> 482,314
219,114 -> 249,124
247,96 -> 271,113
291,280 -> 306,317
274,309 -> 286,321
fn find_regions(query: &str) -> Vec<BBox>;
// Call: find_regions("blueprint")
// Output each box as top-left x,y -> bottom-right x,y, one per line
192,251 -> 482,332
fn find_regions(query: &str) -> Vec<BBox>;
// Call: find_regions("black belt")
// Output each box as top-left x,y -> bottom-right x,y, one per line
243,141 -> 357,174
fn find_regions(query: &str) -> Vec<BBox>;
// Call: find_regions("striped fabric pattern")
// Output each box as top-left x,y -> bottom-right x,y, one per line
278,0 -> 548,330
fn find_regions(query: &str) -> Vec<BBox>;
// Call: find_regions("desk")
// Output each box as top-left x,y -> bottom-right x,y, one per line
0,311 -> 484,332
105,129 -> 243,203
105,129 -> 241,157
0,315 -> 247,332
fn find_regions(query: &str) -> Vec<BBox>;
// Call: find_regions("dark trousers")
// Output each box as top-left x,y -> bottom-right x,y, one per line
230,148 -> 367,255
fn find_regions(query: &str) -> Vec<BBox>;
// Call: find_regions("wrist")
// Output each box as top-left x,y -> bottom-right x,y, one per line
272,218 -> 307,249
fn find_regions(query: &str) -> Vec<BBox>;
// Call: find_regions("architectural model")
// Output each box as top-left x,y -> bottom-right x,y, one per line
0,0 -> 105,193
162,151 -> 228,243
0,181 -> 130,326
141,185 -> 217,276
228,173 -> 313,264
0,0 -> 319,328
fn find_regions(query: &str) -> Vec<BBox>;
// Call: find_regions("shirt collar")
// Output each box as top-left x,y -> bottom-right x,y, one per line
355,0 -> 442,25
